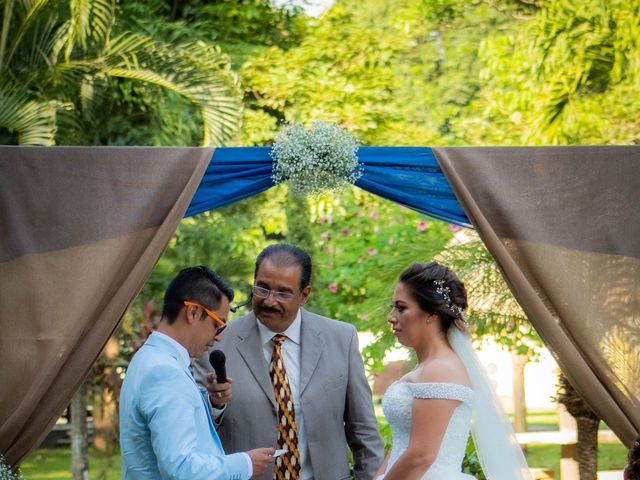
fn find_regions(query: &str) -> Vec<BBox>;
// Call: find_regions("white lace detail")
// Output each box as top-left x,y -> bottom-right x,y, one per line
382,382 -> 476,479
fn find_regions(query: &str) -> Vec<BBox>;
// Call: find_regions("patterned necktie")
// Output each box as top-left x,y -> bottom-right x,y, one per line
270,334 -> 301,479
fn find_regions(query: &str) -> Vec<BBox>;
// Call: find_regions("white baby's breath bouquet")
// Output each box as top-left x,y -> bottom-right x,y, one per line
271,121 -> 362,196
0,457 -> 22,480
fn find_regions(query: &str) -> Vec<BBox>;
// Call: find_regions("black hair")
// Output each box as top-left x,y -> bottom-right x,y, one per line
161,266 -> 234,324
398,261 -> 468,333
255,244 -> 312,290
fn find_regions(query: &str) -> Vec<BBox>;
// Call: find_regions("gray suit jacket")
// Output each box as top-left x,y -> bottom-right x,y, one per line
193,309 -> 383,480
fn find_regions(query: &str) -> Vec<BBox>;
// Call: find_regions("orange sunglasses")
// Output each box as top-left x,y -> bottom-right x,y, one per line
183,300 -> 226,334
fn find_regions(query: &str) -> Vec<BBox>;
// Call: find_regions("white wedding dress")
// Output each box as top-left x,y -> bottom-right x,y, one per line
381,381 -> 476,479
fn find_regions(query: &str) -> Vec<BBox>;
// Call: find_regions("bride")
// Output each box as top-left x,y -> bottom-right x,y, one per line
375,261 -> 532,480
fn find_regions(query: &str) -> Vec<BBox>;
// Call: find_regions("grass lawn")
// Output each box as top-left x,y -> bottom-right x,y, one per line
20,448 -> 120,480
526,442 -> 628,478
19,409 -> 629,479
19,443 -> 628,480
521,410 -> 628,477
524,409 -> 559,431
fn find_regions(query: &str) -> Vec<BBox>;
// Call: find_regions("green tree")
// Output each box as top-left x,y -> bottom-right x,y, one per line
305,187 -> 454,369
527,0 -> 640,143
116,0 -> 308,146
285,187 -> 328,315
460,0 -> 640,145
241,0 -> 516,146
119,0 -> 306,65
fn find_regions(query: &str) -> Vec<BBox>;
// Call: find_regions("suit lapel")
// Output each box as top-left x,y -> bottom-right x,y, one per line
235,314 -> 277,409
299,310 -> 324,397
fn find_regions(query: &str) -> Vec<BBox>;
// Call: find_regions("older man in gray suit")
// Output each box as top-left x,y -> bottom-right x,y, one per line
193,244 -> 383,480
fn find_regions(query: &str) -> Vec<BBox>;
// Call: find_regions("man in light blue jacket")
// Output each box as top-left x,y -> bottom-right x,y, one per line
119,266 -> 275,479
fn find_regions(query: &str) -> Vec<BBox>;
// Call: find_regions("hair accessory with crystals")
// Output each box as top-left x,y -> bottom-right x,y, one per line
433,279 -> 465,319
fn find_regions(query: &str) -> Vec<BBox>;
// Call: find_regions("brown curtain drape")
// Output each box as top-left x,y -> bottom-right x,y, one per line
434,146 -> 640,446
0,146 -> 212,466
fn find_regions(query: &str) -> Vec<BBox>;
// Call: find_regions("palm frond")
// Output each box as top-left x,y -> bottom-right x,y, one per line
67,0 -> 92,55
2,0 -> 242,145
65,0 -> 115,57
0,79 -> 57,144
0,0 -> 16,69
87,0 -> 115,47
436,231 -> 542,354
528,0 -> 622,142
2,0 -> 53,69
100,35 -> 242,145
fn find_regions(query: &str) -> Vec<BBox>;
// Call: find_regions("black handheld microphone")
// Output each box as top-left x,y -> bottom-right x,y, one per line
209,349 -> 227,384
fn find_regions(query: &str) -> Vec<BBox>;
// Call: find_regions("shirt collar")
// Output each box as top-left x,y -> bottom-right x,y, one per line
153,330 -> 191,368
256,309 -> 302,346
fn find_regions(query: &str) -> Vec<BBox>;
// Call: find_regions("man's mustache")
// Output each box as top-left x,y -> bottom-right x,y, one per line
257,305 -> 282,315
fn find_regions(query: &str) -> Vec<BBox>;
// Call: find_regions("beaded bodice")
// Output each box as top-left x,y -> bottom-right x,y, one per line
382,382 -> 476,479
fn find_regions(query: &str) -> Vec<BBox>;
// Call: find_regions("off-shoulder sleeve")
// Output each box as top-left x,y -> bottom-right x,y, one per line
408,382 -> 475,404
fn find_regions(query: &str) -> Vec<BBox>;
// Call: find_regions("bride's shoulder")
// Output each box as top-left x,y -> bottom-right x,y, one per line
414,356 -> 471,388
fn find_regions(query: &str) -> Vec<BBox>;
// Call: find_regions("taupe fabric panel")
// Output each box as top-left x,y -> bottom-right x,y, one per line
0,147 -> 211,262
434,146 -> 640,446
0,147 -> 212,466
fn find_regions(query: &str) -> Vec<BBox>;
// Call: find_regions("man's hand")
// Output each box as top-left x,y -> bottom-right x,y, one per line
205,373 -> 232,408
247,448 -> 276,477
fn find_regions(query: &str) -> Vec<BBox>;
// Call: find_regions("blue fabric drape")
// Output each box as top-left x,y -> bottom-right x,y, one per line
186,147 -> 274,216
185,146 -> 471,227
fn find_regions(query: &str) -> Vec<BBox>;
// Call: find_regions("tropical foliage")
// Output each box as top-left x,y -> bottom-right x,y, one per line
8,0 -> 639,475
0,0 -> 242,145
108,0 -> 640,396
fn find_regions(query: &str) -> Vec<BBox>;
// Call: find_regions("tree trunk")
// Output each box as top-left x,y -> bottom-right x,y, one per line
71,384 -> 89,480
576,416 -> 599,480
285,187 -> 314,253
559,404 -> 579,480
556,372 -> 599,480
285,186 -> 326,315
511,352 -> 528,433
93,335 -> 119,454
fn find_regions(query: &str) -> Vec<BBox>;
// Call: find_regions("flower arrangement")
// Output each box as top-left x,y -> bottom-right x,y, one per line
0,456 -> 22,480
271,121 -> 362,196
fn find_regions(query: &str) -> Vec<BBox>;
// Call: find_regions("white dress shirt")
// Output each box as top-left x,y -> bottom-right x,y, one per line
155,331 -> 253,476
256,310 -> 313,480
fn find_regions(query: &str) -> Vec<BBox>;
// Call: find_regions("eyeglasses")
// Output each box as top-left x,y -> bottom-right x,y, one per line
252,285 -> 295,301
183,300 -> 226,335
